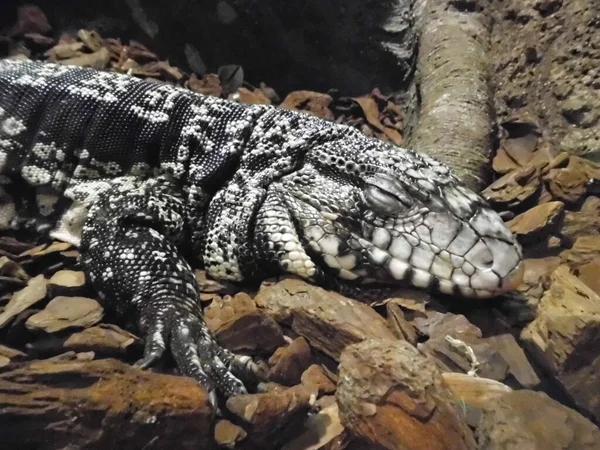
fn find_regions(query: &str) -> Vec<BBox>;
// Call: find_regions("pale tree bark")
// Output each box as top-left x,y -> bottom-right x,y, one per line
405,0 -> 494,191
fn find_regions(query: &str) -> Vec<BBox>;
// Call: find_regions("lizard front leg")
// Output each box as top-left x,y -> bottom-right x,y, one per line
79,178 -> 259,402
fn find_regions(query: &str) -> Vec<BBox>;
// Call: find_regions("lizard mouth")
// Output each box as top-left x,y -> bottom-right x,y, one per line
298,208 -> 524,299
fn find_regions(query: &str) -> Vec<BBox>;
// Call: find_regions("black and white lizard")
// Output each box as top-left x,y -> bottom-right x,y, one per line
0,59 -> 524,402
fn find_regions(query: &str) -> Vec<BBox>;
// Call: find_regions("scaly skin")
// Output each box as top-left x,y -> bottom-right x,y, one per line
0,59 -> 524,401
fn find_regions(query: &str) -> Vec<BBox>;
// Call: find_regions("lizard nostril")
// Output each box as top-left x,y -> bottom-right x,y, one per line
464,241 -> 494,270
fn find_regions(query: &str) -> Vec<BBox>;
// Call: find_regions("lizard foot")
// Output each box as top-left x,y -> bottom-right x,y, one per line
137,304 -> 264,407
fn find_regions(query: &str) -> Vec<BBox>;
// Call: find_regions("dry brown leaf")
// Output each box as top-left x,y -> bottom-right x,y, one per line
237,87 -> 271,104
188,73 -> 223,97
280,91 -> 334,120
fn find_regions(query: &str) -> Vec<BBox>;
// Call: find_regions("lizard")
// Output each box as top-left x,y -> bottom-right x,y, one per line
0,59 -> 524,403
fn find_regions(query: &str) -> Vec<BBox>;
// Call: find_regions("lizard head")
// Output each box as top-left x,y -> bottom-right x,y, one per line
257,125 -> 524,298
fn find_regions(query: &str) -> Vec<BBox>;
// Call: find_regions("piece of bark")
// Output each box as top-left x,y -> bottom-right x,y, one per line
214,419 -> 247,448
440,373 -> 512,408
0,359 -> 215,450
544,155 -> 600,203
507,201 -> 564,242
226,384 -> 312,449
64,324 -> 142,356
481,165 -> 541,208
416,312 -> 509,381
0,256 -> 29,281
0,274 -> 47,329
560,236 -> 600,269
483,334 -> 540,388
281,403 -> 344,450
301,364 -> 337,396
337,339 -> 476,450
560,198 -> 600,241
475,390 -> 600,450
577,259 -> 600,296
521,265 -> 600,421
0,344 -> 26,361
204,292 -> 285,354
215,310 -> 285,355
386,302 -> 418,344
25,296 -> 104,333
255,278 -> 397,361
48,270 -> 87,296
204,292 -> 257,330
513,256 -> 561,307
268,337 -> 313,386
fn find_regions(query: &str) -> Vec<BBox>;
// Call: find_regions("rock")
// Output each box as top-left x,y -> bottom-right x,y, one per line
475,390 -> 600,450
255,279 -> 397,361
0,274 -> 47,329
268,337 -> 313,386
226,384 -> 313,449
63,324 -> 142,356
482,165 -> 541,208
25,296 -> 104,333
521,265 -> 600,421
0,359 -> 215,449
281,404 -> 344,450
483,334 -> 540,388
301,364 -> 337,396
214,419 -> 247,448
205,293 -> 285,355
48,270 -> 87,296
506,201 -> 564,242
336,339 -> 476,450
577,259 -> 600,296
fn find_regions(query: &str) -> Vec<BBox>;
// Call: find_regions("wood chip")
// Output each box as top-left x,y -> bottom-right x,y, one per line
25,296 -> 104,333
0,275 -> 47,329
337,339 -> 476,450
521,265 -> 600,421
255,279 -> 397,361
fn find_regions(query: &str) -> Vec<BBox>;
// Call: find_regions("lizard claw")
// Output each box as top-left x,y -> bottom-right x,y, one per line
138,319 -> 168,369
139,305 -> 253,402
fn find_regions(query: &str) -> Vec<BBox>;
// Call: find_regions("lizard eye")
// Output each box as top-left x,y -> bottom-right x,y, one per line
364,174 -> 413,215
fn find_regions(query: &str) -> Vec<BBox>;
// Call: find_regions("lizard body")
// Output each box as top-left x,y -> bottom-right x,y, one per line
0,59 -> 523,399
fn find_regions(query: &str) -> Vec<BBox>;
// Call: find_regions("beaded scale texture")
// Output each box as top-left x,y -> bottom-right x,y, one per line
0,59 -> 524,399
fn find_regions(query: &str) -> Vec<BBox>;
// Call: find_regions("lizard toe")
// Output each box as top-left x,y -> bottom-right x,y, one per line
138,318 -> 168,369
